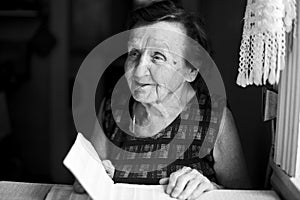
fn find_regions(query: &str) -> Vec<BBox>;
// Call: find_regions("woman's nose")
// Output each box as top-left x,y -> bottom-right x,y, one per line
134,54 -> 150,78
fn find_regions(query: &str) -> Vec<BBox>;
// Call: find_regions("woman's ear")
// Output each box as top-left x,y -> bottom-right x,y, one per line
184,66 -> 198,82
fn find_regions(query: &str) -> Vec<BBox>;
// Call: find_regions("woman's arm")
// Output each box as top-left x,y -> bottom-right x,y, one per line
90,120 -> 109,160
90,97 -> 109,160
159,106 -> 252,199
213,107 -> 252,188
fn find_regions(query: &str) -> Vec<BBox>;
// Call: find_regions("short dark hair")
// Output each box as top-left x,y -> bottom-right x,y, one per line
127,0 -> 212,55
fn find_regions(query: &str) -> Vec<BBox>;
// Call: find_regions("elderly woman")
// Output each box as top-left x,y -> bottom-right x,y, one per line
74,1 -> 251,199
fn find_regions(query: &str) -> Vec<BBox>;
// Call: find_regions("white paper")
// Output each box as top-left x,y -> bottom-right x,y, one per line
63,133 -> 113,200
63,133 -> 175,200
63,133 -> 282,200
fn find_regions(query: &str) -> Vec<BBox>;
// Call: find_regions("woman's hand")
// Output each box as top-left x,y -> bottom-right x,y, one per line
73,179 -> 85,194
73,160 -> 115,193
102,159 -> 115,178
159,166 -> 219,200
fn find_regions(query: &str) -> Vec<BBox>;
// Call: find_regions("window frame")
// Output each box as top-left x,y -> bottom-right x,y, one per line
271,2 -> 300,199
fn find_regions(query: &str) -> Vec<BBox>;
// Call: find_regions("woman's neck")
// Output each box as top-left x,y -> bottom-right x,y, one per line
131,82 -> 195,137
145,82 -> 195,117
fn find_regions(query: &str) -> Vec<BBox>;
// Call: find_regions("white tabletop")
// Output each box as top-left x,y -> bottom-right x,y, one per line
0,181 -> 281,200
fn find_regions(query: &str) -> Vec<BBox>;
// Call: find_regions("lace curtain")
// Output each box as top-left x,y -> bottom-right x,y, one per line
236,0 -> 296,87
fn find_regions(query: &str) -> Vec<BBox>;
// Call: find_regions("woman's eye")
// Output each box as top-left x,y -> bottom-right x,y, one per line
152,52 -> 166,62
128,50 -> 140,59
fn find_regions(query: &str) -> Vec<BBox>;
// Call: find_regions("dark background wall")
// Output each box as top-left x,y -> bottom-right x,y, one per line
0,0 -> 271,188
197,0 -> 271,188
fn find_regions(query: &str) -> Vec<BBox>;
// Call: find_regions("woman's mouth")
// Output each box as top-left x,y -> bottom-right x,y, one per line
135,81 -> 154,87
141,84 -> 151,87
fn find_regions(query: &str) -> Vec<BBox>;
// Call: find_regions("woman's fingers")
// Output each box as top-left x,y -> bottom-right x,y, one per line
159,177 -> 169,185
102,160 -> 115,178
73,179 -> 85,193
163,167 -> 218,200
166,166 -> 191,195
170,169 -> 200,198
177,176 -> 201,199
188,178 -> 214,200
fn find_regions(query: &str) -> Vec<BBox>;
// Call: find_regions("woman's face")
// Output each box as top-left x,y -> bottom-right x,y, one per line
125,21 -> 197,104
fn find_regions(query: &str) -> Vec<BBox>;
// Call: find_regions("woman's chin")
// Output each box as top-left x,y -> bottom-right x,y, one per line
132,91 -> 156,103
131,129 -> 159,138
131,131 -> 150,138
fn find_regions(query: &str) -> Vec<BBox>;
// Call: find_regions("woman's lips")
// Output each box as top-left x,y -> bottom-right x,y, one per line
133,82 -> 156,94
141,84 -> 152,87
136,85 -> 153,90
135,81 -> 155,87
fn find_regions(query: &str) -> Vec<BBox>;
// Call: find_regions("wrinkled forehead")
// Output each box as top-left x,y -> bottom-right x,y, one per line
127,26 -> 188,56
127,23 -> 209,71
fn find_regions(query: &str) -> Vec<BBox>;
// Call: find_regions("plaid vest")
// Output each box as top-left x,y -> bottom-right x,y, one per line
100,88 -> 224,185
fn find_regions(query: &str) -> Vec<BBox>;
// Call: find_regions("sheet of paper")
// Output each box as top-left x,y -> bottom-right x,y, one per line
63,133 -> 175,200
63,133 -> 113,200
196,190 -> 280,200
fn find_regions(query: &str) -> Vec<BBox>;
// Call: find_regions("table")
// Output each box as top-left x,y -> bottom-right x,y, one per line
0,181 -> 90,200
0,181 -> 281,200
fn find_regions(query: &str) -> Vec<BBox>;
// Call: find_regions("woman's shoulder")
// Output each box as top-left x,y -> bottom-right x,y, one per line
218,106 -> 236,137
213,106 -> 252,188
